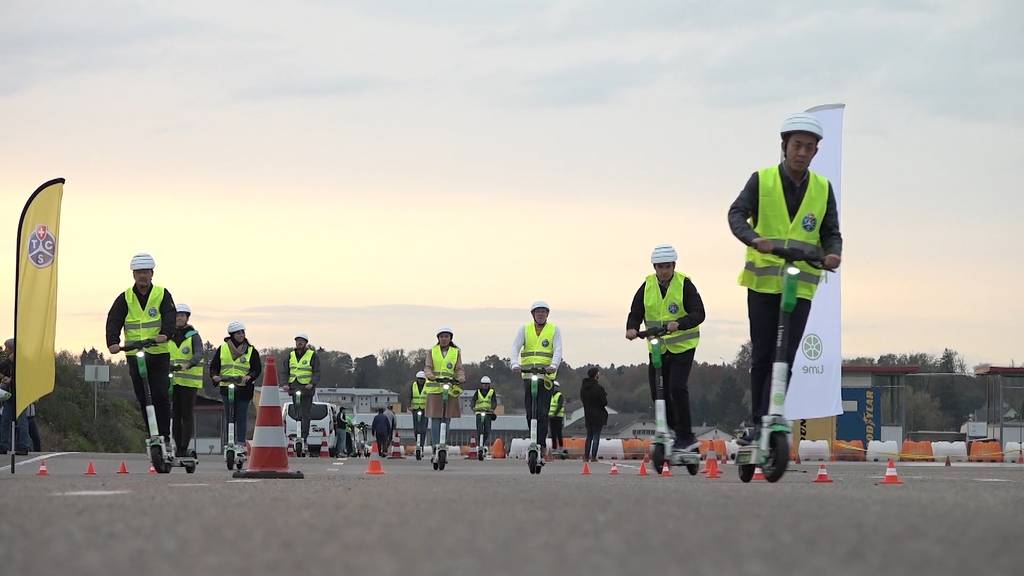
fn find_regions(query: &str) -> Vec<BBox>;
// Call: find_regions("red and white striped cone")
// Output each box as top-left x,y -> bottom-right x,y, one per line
319,430 -> 330,458
389,429 -> 404,459
233,357 -> 303,479
465,434 -> 479,460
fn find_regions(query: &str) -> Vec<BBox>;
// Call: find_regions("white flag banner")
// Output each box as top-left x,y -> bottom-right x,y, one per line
784,104 -> 844,420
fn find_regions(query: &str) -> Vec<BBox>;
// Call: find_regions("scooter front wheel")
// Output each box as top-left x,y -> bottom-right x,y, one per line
763,432 -> 789,483
527,450 -> 539,474
652,443 -> 666,475
151,446 -> 170,474
686,463 -> 699,476
438,450 -> 447,471
225,450 -> 235,471
738,463 -> 755,483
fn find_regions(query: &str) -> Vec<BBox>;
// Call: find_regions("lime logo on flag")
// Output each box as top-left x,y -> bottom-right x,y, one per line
28,224 -> 57,269
801,334 -> 823,361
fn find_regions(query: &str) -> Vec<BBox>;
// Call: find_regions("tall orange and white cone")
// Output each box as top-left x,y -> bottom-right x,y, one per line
234,357 -> 304,479
464,434 -> 479,460
320,430 -> 331,459
813,463 -> 834,483
389,429 -> 404,459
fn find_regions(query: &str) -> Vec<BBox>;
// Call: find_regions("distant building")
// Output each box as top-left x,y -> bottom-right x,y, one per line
313,387 -> 399,414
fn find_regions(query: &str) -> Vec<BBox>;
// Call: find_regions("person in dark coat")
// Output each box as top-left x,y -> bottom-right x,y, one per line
580,367 -> 608,462
371,408 -> 391,457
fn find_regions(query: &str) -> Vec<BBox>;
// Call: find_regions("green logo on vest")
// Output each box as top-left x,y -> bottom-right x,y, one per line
801,213 -> 817,232
182,347 -> 190,354
541,339 -> 550,347
446,362 -> 453,369
668,303 -> 679,314
148,307 -> 158,318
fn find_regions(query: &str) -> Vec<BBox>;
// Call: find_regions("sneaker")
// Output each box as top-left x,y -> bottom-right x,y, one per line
673,435 -> 700,452
15,449 -> 29,456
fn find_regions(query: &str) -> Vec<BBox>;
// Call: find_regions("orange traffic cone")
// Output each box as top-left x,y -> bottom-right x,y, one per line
609,462 -> 620,476
581,461 -> 592,475
1018,449 -> 1023,465
661,462 -> 673,477
880,458 -> 903,485
148,464 -> 157,475
752,466 -> 766,481
813,463 -> 833,483
465,434 -> 479,460
705,456 -> 721,479
234,357 -> 303,479
84,461 -> 97,476
320,432 -> 331,459
389,430 -> 404,460
365,458 -> 385,475
945,455 -> 952,467
117,461 -> 130,475
638,459 -> 649,476
36,460 -> 49,477
491,437 -> 506,459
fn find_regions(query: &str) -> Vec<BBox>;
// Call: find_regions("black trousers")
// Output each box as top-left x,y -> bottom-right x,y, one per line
522,379 -> 553,454
128,352 -> 172,438
171,386 -> 197,456
549,417 -> 564,449
747,289 -> 812,425
647,347 -> 696,441
289,388 -> 315,439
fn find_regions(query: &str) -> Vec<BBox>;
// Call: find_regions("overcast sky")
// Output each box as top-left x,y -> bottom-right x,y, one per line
1,1 -> 1021,369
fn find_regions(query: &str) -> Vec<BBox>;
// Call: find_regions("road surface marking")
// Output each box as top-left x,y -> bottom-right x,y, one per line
227,479 -> 261,483
169,483 -> 209,487
54,490 -> 131,496
975,478 -> 1013,483
0,452 -> 77,472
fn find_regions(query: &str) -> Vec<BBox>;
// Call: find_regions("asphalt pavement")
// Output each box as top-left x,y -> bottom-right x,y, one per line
1,452 -> 1021,576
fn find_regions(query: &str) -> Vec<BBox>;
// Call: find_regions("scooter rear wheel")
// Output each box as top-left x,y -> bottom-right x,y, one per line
686,463 -> 699,476
738,463 -> 755,483
763,432 -> 789,483
438,451 -> 447,471
527,451 -> 539,474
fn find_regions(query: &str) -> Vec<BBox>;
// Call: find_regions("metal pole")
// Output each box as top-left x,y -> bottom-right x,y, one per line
94,380 -> 98,421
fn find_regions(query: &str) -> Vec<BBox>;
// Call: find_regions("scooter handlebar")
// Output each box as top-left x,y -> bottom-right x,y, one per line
636,327 -> 668,339
769,246 -> 832,270
120,339 -> 158,353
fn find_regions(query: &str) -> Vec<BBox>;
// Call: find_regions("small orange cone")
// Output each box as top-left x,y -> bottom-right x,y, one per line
491,437 -> 506,459
752,466 -> 766,481
117,461 -> 130,475
465,434 -> 479,460
388,430 -> 404,460
148,464 -> 157,475
365,458 -> 385,476
84,461 -> 97,476
1018,450 -> 1023,465
813,463 -> 833,483
36,460 -> 49,477
609,462 -> 620,476
638,459 -> 649,476
581,461 -> 592,475
661,462 -> 673,477
945,455 -> 952,467
705,456 -> 721,479
879,458 -> 903,485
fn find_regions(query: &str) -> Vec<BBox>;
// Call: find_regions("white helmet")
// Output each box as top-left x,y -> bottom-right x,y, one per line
780,113 -> 823,140
530,300 -> 550,312
227,321 -> 246,334
295,332 -> 309,342
480,376 -> 492,385
130,252 -> 155,271
436,326 -> 454,337
415,371 -> 426,379
175,303 -> 191,315
650,244 -> 678,264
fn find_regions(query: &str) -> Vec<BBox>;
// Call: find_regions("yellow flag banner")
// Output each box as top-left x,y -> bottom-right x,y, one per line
14,178 -> 64,416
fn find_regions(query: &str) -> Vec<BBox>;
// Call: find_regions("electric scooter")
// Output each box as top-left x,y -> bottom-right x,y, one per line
355,422 -> 371,458
220,375 -> 247,472
521,366 -> 550,475
636,327 -> 701,475
167,363 -> 199,474
475,411 -> 490,461
736,245 -> 831,483
120,339 -> 174,474
431,377 -> 457,471
414,408 -> 425,461
288,388 -> 306,457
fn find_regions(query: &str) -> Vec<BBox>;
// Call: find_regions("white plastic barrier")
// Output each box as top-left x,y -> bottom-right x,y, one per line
596,439 -> 624,460
422,445 -> 462,458
1003,442 -> 1022,463
866,440 -> 899,462
797,439 -> 830,462
506,439 -> 553,459
931,441 -> 968,463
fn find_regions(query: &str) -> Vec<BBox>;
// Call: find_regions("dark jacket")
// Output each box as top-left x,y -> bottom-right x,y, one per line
0,354 -> 14,404
209,337 -> 262,401
371,412 -> 391,438
580,377 -> 608,428
727,162 -> 843,256
104,285 -> 177,351
626,276 -> 705,333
